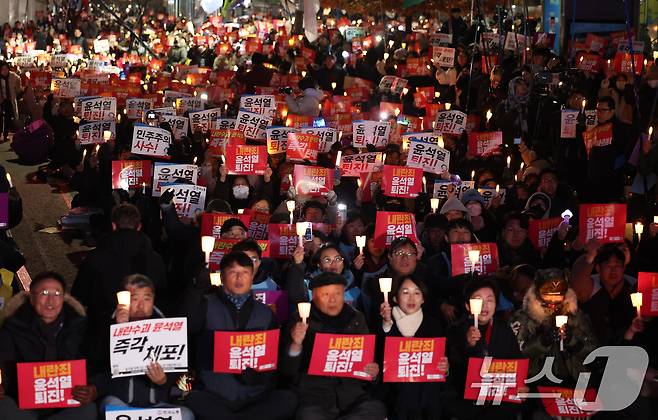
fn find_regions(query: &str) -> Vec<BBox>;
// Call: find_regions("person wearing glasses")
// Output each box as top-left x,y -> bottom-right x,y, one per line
286,243 -> 362,311
585,96 -> 634,203
0,271 -> 98,419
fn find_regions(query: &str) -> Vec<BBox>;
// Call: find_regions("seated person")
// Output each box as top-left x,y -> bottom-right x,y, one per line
97,274 -> 193,420
0,271 -> 98,420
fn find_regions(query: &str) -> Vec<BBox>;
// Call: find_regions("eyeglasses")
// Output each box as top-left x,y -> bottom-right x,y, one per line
321,256 -> 344,265
391,250 -> 417,259
35,289 -> 63,297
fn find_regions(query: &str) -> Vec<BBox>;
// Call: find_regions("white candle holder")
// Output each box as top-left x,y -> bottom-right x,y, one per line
210,272 -> 222,287
469,298 -> 483,327
355,235 -> 366,254
298,302 -> 311,324
379,278 -> 392,303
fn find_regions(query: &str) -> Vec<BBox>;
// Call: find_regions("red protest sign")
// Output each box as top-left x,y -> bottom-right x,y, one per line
285,114 -> 314,129
213,329 -> 279,373
359,170 -> 383,203
637,272 -> 658,317
383,337 -> 447,383
17,360 -> 87,409
200,213 -> 252,239
209,238 -> 269,271
246,211 -> 272,240
450,243 -> 500,276
225,145 -> 268,175
585,33 -> 607,52
293,164 -> 334,197
373,211 -> 418,248
381,166 -> 423,198
528,217 -> 562,250
308,333 -> 375,380
577,53 -> 603,72
538,387 -> 599,417
614,52 -> 644,75
467,131 -> 503,157
578,204 -> 627,243
583,123 -> 613,156
287,133 -> 320,163
405,58 -> 430,77
268,224 -> 300,259
464,358 -> 528,404
111,160 -> 152,190
208,129 -> 246,156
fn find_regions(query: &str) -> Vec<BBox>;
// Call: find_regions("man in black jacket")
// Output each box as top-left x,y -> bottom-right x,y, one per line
0,271 -> 98,419
182,252 -> 296,420
281,272 -> 386,420
72,204 -> 166,370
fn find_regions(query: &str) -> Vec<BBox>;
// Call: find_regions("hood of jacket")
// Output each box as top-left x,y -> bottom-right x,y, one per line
524,191 -> 552,219
0,291 -> 86,327
440,197 -> 470,220
521,285 -> 578,325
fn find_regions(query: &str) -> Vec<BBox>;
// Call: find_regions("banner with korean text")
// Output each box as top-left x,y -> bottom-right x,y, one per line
213,329 -> 280,373
308,333 -> 375,380
17,360 -> 86,409
383,337 -> 447,382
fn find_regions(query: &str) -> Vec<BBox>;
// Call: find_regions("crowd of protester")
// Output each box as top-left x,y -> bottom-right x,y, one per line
0,4 -> 657,420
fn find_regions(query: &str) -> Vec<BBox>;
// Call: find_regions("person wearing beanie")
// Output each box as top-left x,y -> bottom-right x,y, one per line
440,196 -> 470,221
461,189 -> 497,242
509,268 -> 598,384
280,271 -> 386,420
220,218 -> 248,239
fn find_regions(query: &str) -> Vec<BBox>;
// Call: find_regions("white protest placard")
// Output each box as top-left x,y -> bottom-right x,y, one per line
212,118 -> 236,131
402,131 -> 443,146
51,53 -> 81,68
478,187 -> 507,206
81,73 -> 110,85
353,120 -> 391,148
504,33 -> 528,51
74,96 -> 100,117
379,75 -> 397,92
406,139 -> 450,175
266,126 -> 297,154
160,115 -> 189,140
126,98 -> 154,120
430,32 -> 453,45
480,33 -> 502,49
560,110 -> 579,138
168,184 -> 207,218
433,180 -> 474,200
110,318 -> 188,378
79,120 -> 115,145
163,91 -> 191,107
189,108 -> 222,133
87,60 -> 108,71
339,152 -> 384,177
617,40 -> 645,53
14,55 -> 35,68
131,125 -> 171,159
584,110 -> 597,129
239,94 -> 277,118
175,97 -> 205,114
93,39 -> 110,53
432,46 -> 455,67
235,108 -> 272,140
301,127 -> 338,153
434,110 -> 467,135
152,107 -> 176,116
80,97 -> 116,121
105,407 -> 182,420
51,78 -> 81,98
153,163 -> 198,197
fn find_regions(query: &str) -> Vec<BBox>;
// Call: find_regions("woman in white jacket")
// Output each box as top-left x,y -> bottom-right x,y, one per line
284,77 -> 324,117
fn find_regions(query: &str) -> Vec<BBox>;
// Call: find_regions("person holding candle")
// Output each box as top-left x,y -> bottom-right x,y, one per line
444,275 -> 524,420
181,252 -> 297,420
95,274 -> 194,420
281,272 -> 386,420
509,269 -> 598,385
0,271 -> 99,419
337,212 -> 366,263
377,277 -> 448,420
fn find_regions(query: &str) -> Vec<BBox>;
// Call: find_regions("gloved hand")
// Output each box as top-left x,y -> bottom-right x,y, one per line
159,189 -> 174,210
540,325 -> 561,347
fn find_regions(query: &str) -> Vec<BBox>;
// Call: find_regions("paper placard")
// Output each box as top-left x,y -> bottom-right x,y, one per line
213,329 -> 280,373
17,360 -> 86,409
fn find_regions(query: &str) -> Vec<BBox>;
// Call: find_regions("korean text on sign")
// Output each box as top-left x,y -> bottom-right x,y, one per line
301,127 -> 337,153
131,124 -> 172,159
434,110 -> 467,135
578,203 -> 627,243
79,97 -> 116,121
406,139 -> 450,175
383,337 -> 447,383
467,131 -> 503,157
287,132 -> 320,163
450,242 -> 500,275
339,152 -> 384,177
293,164 -> 334,197
239,94 -> 277,118
235,108 -> 272,140
637,272 -> 658,317
152,163 -> 198,197
528,217 -> 561,250
110,318 -> 188,378
373,211 -> 418,248
126,98 -> 154,120
213,329 -> 280,373
381,166 -> 423,198
266,126 -> 297,154
160,115 -> 189,140
226,145 -> 268,175
16,360 -> 86,409
464,357 -> 529,404
167,184 -> 207,218
79,120 -> 115,145
51,78 -> 81,97
268,224 -> 301,259
189,108 -> 222,133
111,160 -> 152,190
352,120 -> 391,149
105,407 -> 182,420
308,333 -> 375,379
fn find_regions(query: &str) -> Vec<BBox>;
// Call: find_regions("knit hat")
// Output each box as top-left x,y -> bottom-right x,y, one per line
309,272 -> 347,290
220,218 -> 248,236
534,268 -> 568,298
461,189 -> 485,207
440,197 -> 470,219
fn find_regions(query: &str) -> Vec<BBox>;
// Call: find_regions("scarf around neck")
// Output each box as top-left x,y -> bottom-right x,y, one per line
392,306 -> 423,337
224,292 -> 251,310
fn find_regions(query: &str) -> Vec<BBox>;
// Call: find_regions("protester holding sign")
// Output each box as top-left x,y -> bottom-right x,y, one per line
0,272 -> 98,419
280,272 -> 386,420
283,77 -> 323,117
213,163 -> 274,213
181,252 -> 297,420
96,274 -> 194,420
377,277 -> 448,419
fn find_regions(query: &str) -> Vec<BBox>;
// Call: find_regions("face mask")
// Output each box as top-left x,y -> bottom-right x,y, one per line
233,185 -> 249,199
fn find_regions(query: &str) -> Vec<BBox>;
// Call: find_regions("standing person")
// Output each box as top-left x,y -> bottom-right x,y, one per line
280,272 -> 386,420
378,277 -> 448,419
0,272 -> 98,419
283,77 -> 324,117
235,52 -> 274,94
0,61 -> 22,141
181,252 -> 297,420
